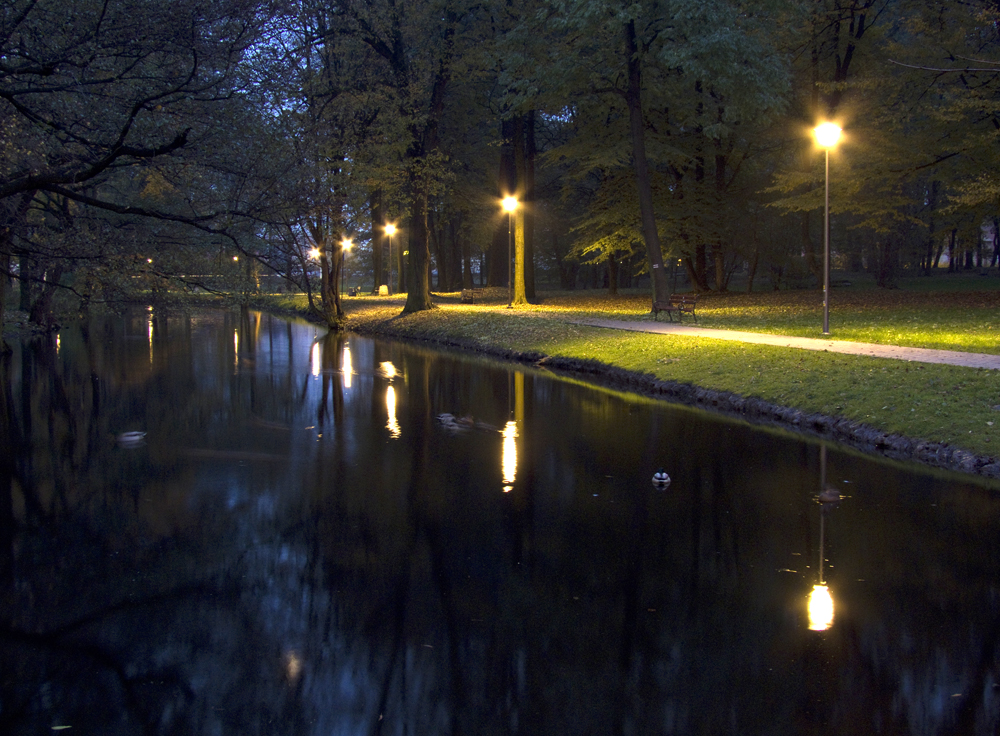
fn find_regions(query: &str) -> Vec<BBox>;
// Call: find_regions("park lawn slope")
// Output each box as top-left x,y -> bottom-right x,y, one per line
259,289 -> 1000,473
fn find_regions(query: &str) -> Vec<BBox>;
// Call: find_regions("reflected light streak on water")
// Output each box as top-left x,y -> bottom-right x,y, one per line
386,385 -> 401,438
808,584 -> 835,631
311,341 -> 321,378
148,317 -> 154,364
343,343 -> 353,389
233,329 -> 239,369
11,312 -> 1000,735
285,650 -> 303,682
502,420 -> 517,492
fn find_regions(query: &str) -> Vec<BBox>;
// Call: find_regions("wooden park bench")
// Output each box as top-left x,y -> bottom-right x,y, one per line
652,293 -> 698,323
460,288 -> 484,304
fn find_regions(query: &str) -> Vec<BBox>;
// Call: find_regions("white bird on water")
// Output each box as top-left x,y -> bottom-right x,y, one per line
116,431 -> 146,448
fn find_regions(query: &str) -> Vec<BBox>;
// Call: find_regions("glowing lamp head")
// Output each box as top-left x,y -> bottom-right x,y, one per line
308,247 -> 321,260
342,238 -> 353,251
502,196 -> 518,213
814,122 -> 842,149
384,223 -> 397,237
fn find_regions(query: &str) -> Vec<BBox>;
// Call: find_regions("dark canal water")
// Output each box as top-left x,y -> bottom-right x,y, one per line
2,308 -> 1000,735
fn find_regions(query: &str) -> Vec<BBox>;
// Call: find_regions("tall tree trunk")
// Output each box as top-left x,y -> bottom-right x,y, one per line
993,218 -> 999,268
429,210 -> 445,290
447,217 -> 462,291
624,20 -> 669,305
947,228 -> 956,273
0,353 -> 12,584
747,248 -> 759,294
513,115 -> 527,305
28,264 -> 64,327
461,220 -> 473,289
18,254 -> 32,312
403,194 -> 434,312
932,237 -> 945,269
713,150 -> 728,292
524,109 -> 537,301
922,182 -> 939,275
371,189 -> 385,293
490,117 -> 517,287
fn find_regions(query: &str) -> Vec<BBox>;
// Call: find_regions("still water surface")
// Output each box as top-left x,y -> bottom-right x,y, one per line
2,309 -> 1000,735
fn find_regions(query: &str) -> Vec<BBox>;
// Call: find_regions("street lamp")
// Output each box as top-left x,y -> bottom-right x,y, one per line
384,223 -> 397,295
502,196 -> 518,308
341,237 -> 352,300
814,122 -> 842,335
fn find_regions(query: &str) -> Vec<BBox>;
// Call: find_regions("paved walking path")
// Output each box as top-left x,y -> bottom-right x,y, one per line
575,319 -> 1000,370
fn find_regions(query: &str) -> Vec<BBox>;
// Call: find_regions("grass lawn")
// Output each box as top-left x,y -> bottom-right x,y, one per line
261,273 -> 1000,462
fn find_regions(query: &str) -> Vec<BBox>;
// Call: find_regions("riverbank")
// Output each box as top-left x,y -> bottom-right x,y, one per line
264,288 -> 1000,480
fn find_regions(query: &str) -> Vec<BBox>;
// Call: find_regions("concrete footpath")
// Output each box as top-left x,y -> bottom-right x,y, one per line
575,319 -> 1000,371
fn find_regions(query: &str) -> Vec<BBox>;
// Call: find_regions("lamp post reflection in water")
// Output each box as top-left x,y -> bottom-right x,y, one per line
808,512 -> 835,631
342,342 -> 353,389
311,340 -> 321,378
386,386 -> 400,438
502,420 -> 517,492
382,362 -> 400,438
809,446 -> 836,631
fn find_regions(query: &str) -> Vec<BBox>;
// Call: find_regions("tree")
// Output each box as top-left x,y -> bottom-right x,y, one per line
500,0 -> 790,303
0,0 -> 283,331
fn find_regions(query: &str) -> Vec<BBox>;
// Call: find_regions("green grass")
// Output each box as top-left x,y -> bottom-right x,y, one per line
257,279 -> 1000,461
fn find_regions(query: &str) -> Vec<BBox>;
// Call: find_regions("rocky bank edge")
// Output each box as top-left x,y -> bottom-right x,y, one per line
285,305 -> 1000,483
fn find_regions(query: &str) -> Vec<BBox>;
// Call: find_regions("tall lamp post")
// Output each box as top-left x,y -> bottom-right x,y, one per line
502,196 -> 518,308
384,223 -> 397,295
341,237 -> 352,300
814,122 -> 842,335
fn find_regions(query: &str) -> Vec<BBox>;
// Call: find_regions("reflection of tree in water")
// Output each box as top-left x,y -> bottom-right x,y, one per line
0,311 -> 320,734
2,312 -> 1000,734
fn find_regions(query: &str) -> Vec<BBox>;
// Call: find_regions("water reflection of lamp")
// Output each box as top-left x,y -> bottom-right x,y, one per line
808,583 -> 835,631
342,342 -> 353,389
311,340 -> 321,378
502,420 -> 517,492
285,650 -> 302,682
386,385 -> 401,439
808,446 -> 836,631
